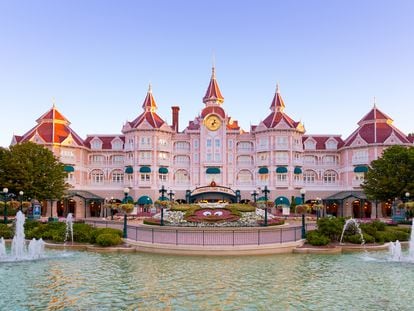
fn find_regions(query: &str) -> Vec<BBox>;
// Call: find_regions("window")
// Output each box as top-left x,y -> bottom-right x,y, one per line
158,138 -> 168,147
112,155 -> 124,164
193,139 -> 199,149
238,141 -> 252,151
303,170 -> 317,184
194,153 -> 199,163
158,152 -> 168,160
159,173 -> 167,182
326,140 -> 338,150
112,170 -> 124,183
237,170 -> 252,184
140,173 -> 150,182
228,140 -> 233,148
206,139 -> 212,148
304,140 -> 316,150
323,170 -> 337,184
353,149 -> 368,163
275,152 -> 288,163
206,153 -> 212,161
91,140 -> 102,150
140,152 -> 152,160
228,153 -> 233,163
354,172 -> 365,182
215,139 -> 221,147
259,137 -> 268,148
276,173 -> 287,182
214,153 -> 221,161
61,150 -> 74,159
91,155 -> 104,164
237,155 -> 252,165
140,137 -> 151,147
175,169 -> 189,184
112,140 -> 123,150
65,173 -> 75,183
91,170 -> 104,184
175,155 -> 190,164
323,155 -> 336,165
304,155 -> 316,164
276,136 -> 288,148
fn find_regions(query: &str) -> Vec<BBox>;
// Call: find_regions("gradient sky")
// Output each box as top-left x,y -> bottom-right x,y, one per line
1,0 -> 413,148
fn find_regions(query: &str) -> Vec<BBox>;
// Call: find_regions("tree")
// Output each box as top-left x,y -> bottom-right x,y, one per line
362,145 -> 414,202
0,142 -> 68,201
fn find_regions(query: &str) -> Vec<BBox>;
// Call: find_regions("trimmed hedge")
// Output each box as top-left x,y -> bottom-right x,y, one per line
90,228 -> 123,244
96,233 -> 122,247
0,224 -> 13,239
227,204 -> 256,212
306,230 -> 330,246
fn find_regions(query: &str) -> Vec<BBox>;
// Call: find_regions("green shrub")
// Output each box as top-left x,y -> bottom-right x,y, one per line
360,223 -> 377,237
391,230 -> 410,242
72,223 -> 94,243
375,231 -> 397,243
317,217 -> 345,242
90,228 -> 122,244
143,218 -> 161,225
96,233 -> 122,247
170,204 -> 193,212
363,233 -> 375,244
371,220 -> 386,231
0,207 -> 17,217
345,233 -> 374,244
24,220 -> 41,232
0,224 -> 13,239
226,204 -> 255,212
306,230 -> 330,246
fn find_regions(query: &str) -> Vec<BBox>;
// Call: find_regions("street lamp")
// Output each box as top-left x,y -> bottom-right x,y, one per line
104,197 -> 108,218
405,192 -> 410,203
19,190 -> 24,212
123,187 -> 130,238
2,188 -> 9,224
262,186 -> 270,226
167,188 -> 175,202
300,188 -> 307,239
251,189 -> 259,203
159,185 -> 167,226
316,197 -> 321,221
110,196 -> 114,220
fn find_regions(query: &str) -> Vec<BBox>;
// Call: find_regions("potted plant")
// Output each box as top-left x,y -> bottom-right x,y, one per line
120,203 -> 134,214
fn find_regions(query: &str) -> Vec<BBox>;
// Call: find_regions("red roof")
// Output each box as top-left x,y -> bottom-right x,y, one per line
18,106 -> 85,146
201,106 -> 226,119
269,85 -> 285,111
344,106 -> 410,146
84,136 -> 125,149
303,136 -> 344,150
203,67 -> 224,104
128,87 -> 166,129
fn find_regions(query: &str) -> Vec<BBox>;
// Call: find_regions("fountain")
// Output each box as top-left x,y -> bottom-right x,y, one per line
389,220 -> 414,262
65,213 -> 74,244
339,218 -> 365,245
0,211 -> 45,261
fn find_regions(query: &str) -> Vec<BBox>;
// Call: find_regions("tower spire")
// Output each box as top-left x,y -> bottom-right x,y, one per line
203,66 -> 224,104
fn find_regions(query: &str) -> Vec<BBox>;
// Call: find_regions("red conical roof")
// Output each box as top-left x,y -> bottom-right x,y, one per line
141,84 -> 158,110
269,84 -> 285,112
203,67 -> 224,104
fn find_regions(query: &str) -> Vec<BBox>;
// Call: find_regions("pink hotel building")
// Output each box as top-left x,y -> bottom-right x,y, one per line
12,69 -> 413,219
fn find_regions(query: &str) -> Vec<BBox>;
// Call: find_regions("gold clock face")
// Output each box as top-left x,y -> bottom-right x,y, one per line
205,114 -> 222,131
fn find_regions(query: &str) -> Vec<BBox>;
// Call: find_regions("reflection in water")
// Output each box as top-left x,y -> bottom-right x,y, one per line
1,250 -> 414,310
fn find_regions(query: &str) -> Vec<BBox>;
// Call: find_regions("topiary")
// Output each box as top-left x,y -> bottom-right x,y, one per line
306,230 -> 330,246
317,217 -> 345,242
90,228 -> 122,244
72,223 -> 94,243
96,233 -> 122,247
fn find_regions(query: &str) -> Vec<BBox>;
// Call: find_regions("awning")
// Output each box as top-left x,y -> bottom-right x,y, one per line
158,196 -> 169,201
64,190 -> 103,201
276,166 -> 288,174
294,167 -> 302,174
137,196 -> 153,205
258,167 -> 269,174
206,167 -> 220,174
295,197 -> 303,205
354,166 -> 368,173
122,195 -> 134,204
64,165 -> 74,172
158,167 -> 168,174
257,196 -> 267,201
275,196 -> 290,206
125,166 -> 133,174
139,166 -> 151,173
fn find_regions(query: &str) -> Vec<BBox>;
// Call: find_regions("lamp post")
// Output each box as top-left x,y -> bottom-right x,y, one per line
19,190 -> 24,212
167,188 -> 175,202
123,187 -> 130,238
405,192 -> 410,203
316,197 -> 321,221
251,189 -> 259,203
300,188 -> 306,239
262,186 -> 270,226
2,188 -> 9,224
110,196 -> 114,220
104,197 -> 108,218
159,185 -> 167,226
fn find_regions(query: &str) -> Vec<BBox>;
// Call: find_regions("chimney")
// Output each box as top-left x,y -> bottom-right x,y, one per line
171,106 -> 180,132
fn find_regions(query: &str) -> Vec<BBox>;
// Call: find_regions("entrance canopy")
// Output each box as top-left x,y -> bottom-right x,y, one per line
65,190 -> 104,201
189,185 -> 236,203
324,191 -> 367,201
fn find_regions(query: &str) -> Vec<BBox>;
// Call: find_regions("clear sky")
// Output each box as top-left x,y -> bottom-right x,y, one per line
1,0 -> 413,148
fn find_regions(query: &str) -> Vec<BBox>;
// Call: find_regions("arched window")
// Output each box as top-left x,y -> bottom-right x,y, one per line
111,170 -> 124,183
90,170 -> 104,184
237,170 -> 253,184
175,169 -> 190,185
303,170 -> 317,184
323,170 -> 338,184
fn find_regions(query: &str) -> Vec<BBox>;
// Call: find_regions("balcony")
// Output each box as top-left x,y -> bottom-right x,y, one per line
139,143 -> 153,150
237,147 -> 253,154
138,158 -> 152,165
352,157 -> 369,165
275,180 -> 289,188
158,159 -> 171,166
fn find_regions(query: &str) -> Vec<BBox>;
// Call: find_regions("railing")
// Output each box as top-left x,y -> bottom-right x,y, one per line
85,220 -> 315,246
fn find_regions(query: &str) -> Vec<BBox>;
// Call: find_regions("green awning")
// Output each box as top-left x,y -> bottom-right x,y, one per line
354,166 -> 368,173
258,167 -> 269,174
122,195 -> 134,204
125,166 -> 133,174
139,166 -> 151,173
206,167 -> 220,174
295,197 -> 303,205
275,196 -> 290,206
64,165 -> 74,172
158,196 -> 169,201
137,196 -> 153,205
294,167 -> 302,174
257,196 -> 267,201
276,166 -> 288,174
158,167 -> 168,174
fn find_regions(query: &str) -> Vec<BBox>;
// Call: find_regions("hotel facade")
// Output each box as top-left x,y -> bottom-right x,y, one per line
12,69 -> 413,219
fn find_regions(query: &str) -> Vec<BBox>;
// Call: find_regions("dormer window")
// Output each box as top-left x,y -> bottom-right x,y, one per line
111,139 -> 123,150
326,139 -> 338,150
304,140 -> 316,150
91,139 -> 102,150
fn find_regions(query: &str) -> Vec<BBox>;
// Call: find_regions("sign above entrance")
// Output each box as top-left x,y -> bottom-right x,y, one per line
191,186 -> 236,196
